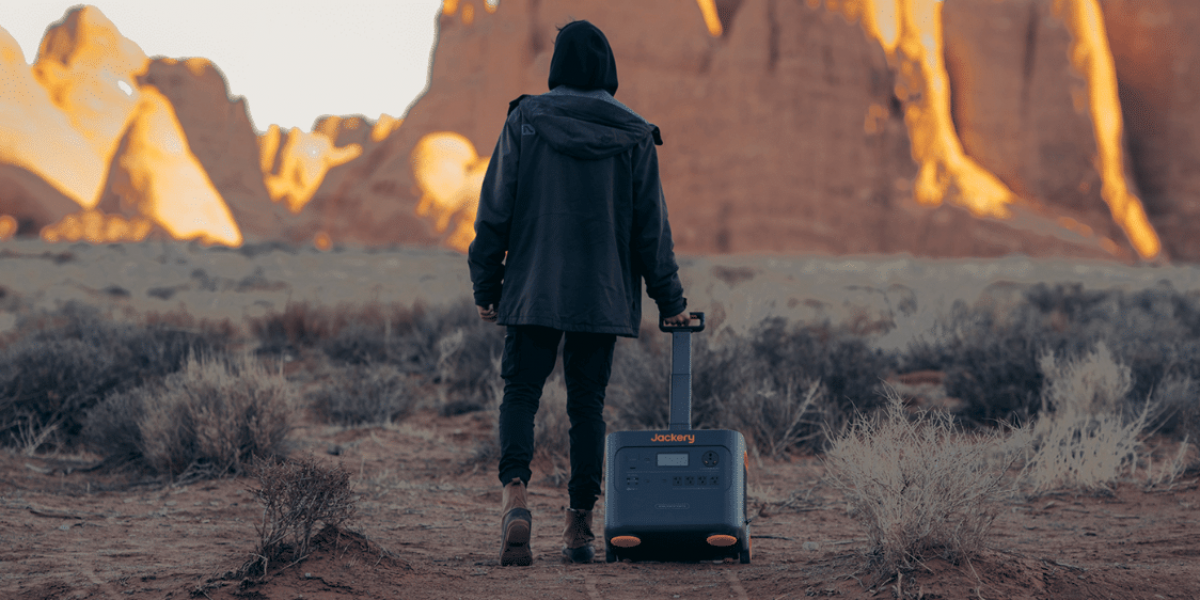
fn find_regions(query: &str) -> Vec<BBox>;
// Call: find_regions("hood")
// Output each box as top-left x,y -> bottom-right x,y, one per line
548,20 -> 618,96
523,94 -> 662,160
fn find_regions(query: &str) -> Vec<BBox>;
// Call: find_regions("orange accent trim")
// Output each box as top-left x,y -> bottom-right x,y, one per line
611,536 -> 641,548
706,534 -> 738,547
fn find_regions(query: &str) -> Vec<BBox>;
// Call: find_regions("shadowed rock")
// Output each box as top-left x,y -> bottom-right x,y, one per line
942,0 -> 1128,251
1102,0 -> 1200,262
136,57 -> 300,243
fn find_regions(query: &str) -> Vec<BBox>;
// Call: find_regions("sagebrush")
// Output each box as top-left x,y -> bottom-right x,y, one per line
246,455 -> 357,575
0,302 -> 231,453
85,353 -> 294,479
823,390 -> 1025,577
1022,342 -> 1154,494
307,363 -> 419,426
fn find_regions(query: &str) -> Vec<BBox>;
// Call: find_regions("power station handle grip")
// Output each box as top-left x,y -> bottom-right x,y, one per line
659,312 -> 705,333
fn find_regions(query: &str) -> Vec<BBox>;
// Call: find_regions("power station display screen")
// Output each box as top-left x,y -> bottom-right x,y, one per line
657,453 -> 689,467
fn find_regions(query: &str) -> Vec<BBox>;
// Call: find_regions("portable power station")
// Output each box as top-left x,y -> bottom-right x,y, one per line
603,312 -> 751,563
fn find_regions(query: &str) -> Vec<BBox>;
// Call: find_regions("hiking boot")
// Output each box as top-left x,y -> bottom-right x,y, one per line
561,508 -> 595,563
499,478 -> 532,566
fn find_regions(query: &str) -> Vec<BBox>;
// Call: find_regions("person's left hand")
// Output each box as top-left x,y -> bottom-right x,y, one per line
477,303 -> 497,322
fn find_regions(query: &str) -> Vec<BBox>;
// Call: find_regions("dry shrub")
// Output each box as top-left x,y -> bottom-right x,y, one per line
307,363 -> 418,426
1022,342 -> 1154,494
0,303 -> 231,453
607,327 -> 670,430
534,374 -> 572,486
722,376 -> 830,459
1037,341 -> 1131,419
823,390 -> 1024,577
86,353 -> 294,479
246,455 -> 356,575
249,301 -> 422,357
1150,374 -> 1200,445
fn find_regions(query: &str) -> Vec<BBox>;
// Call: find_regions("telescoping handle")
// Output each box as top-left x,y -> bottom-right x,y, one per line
659,312 -> 705,431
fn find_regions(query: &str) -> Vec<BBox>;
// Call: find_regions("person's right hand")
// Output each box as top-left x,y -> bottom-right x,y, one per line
662,311 -> 691,327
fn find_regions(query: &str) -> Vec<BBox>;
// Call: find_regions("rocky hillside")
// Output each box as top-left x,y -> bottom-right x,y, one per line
1,1 -> 1197,263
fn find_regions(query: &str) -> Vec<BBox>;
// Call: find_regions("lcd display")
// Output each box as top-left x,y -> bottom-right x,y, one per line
657,453 -> 689,467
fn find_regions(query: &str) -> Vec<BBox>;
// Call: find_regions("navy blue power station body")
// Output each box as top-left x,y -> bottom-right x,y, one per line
603,313 -> 751,563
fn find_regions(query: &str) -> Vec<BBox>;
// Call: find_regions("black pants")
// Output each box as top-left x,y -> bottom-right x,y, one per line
497,325 -> 617,511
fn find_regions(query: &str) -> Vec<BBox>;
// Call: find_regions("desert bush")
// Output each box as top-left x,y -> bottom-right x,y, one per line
608,316 -> 891,455
0,302 -> 231,452
903,301 -> 1069,425
606,326 -> 670,430
1150,374 -> 1200,443
822,390 -> 1025,577
246,455 -> 356,575
533,374 -> 572,486
424,299 -> 506,412
247,301 -> 342,354
85,353 -> 294,479
307,363 -> 418,426
302,297 -> 505,412
1021,342 -> 1155,494
902,283 -> 1200,433
723,376 -> 830,459
1037,341 -> 1130,419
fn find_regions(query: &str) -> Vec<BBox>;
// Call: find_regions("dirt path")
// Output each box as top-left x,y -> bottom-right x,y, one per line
1,409 -> 1197,600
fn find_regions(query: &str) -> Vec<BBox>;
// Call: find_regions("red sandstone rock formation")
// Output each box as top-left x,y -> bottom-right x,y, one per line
943,1 -> 1107,225
134,57 -> 299,242
0,23 -> 109,214
322,0 -> 1117,259
0,1 -> 1193,262
93,87 -> 242,245
1101,0 -> 1200,262
31,5 -> 148,204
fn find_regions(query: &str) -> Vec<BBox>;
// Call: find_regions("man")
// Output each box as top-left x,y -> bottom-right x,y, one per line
468,20 -> 689,566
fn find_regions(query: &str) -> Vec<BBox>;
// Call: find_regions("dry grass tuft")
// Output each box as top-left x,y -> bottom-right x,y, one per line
307,363 -> 418,426
85,353 -> 295,479
245,455 -> 357,575
722,376 -> 831,459
1022,342 -> 1154,494
822,389 -> 1024,577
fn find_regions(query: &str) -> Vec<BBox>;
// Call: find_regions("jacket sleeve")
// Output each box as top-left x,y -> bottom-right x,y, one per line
468,110 -> 521,307
631,135 -> 687,319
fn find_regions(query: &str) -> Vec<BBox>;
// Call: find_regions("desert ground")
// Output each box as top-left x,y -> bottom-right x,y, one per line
1,240 -> 1198,600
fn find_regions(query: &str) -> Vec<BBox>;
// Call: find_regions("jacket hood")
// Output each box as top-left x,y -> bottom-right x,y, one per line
548,20 -> 618,96
522,94 -> 662,160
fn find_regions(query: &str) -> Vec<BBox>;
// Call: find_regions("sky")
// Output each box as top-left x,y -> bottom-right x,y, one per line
0,0 -> 448,133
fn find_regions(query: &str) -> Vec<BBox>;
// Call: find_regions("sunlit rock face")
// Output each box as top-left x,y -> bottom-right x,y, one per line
136,57 -> 297,242
0,25 -> 108,212
0,1 -> 1189,261
31,5 -> 148,202
1102,0 -> 1200,262
942,0 -> 1121,247
257,116 -> 373,247
96,87 -> 241,246
352,0 -> 1116,258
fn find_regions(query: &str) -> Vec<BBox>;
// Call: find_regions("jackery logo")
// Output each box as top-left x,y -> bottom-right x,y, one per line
650,433 -> 694,444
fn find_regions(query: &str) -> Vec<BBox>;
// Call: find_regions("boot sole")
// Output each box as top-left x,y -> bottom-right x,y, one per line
500,518 -> 532,566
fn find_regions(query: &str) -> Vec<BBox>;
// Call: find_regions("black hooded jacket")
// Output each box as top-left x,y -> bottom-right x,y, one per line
467,21 -> 686,338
